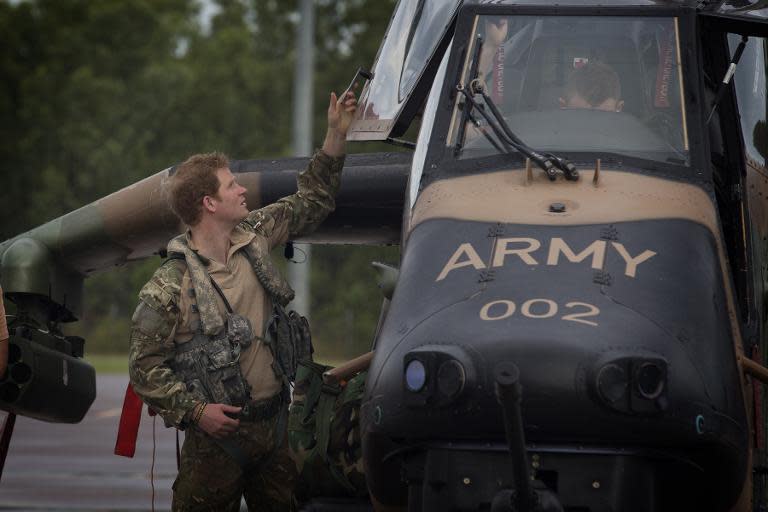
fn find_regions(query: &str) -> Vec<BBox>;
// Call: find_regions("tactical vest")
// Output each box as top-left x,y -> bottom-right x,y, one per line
166,234 -> 313,409
170,265 -> 255,407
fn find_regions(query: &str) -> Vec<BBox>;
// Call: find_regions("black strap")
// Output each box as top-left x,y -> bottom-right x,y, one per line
175,429 -> 181,470
208,277 -> 234,314
166,251 -> 185,261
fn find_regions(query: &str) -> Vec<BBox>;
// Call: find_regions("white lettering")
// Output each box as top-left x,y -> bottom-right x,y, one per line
521,299 -> 558,318
562,302 -> 600,326
480,300 -> 516,320
436,242 -> 486,281
478,298 -> 600,327
546,238 -> 606,270
492,238 -> 541,267
441,238 -> 656,282
611,242 -> 656,278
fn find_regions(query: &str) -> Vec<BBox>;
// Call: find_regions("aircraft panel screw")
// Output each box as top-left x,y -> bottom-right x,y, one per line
695,414 -> 705,434
592,481 -> 601,489
463,477 -> 471,485
549,202 -> 566,213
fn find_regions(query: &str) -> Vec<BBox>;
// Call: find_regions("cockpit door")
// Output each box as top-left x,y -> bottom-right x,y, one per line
700,1 -> 768,36
347,0 -> 462,141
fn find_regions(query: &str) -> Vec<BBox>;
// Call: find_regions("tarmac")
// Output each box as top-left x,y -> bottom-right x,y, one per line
0,374 -> 176,511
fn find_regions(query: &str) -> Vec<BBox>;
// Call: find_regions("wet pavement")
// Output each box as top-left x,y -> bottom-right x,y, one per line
0,374 -> 176,511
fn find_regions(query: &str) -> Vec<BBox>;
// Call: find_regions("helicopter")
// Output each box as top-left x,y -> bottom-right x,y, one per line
3,0 -> 768,510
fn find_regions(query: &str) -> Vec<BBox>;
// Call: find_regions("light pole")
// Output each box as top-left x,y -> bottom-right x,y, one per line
289,0 -> 315,319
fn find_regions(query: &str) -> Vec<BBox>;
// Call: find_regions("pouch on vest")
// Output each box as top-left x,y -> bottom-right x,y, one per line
268,304 -> 313,383
164,251 -> 255,410
172,326 -> 252,407
288,360 -> 368,501
226,311 -> 253,349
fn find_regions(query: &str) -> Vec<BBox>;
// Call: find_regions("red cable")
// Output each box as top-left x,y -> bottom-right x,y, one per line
151,415 -> 156,512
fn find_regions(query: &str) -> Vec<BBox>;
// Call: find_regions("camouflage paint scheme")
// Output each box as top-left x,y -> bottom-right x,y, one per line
0,153 -> 409,320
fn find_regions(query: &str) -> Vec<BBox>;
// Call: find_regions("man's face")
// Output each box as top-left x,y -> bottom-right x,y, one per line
209,167 -> 248,224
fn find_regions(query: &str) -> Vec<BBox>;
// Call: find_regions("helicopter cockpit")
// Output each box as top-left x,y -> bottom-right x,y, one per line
450,15 -> 690,165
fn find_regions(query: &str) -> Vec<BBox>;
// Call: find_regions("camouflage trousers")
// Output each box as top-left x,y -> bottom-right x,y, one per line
172,408 -> 297,512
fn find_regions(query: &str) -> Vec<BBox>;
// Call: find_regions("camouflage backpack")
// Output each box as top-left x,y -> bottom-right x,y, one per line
288,360 -> 368,502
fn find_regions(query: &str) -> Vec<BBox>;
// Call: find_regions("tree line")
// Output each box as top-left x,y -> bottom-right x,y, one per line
0,0 -> 399,361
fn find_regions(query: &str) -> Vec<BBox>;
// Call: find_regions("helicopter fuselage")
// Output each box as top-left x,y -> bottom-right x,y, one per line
360,2 -> 765,510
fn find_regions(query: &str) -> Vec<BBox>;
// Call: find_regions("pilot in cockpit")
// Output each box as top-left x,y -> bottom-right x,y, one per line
558,61 -> 625,113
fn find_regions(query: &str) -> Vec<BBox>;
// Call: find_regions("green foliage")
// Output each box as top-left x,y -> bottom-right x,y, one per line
0,0 -> 401,358
84,353 -> 130,374
309,245 -> 399,360
3,0 -> 198,231
68,258 -> 159,354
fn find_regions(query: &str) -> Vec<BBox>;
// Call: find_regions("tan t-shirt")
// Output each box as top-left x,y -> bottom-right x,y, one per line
0,286 -> 7,341
174,229 -> 282,401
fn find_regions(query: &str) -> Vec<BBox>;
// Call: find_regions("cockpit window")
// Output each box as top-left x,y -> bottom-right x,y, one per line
449,16 -> 689,165
400,0 -> 458,101
349,0 -> 460,141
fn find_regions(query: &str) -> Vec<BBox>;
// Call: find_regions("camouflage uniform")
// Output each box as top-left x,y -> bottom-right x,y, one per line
289,361 -> 368,503
129,150 -> 345,511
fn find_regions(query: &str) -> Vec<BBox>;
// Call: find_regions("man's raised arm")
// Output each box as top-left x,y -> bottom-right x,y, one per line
241,90 -> 358,247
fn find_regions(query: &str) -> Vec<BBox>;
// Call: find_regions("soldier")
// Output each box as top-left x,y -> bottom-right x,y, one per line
559,61 -> 625,112
128,90 -> 357,511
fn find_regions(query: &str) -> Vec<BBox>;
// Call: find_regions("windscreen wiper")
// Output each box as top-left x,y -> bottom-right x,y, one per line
467,110 -> 506,154
457,79 -> 579,181
454,34 -> 485,156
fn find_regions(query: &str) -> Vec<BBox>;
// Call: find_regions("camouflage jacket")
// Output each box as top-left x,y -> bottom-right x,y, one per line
128,150 -> 345,428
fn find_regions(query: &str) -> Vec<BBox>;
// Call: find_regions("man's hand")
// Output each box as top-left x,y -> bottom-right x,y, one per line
328,90 -> 358,136
197,403 -> 241,439
323,90 -> 358,157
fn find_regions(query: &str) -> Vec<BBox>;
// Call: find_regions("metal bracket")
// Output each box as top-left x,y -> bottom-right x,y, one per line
740,355 -> 768,384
